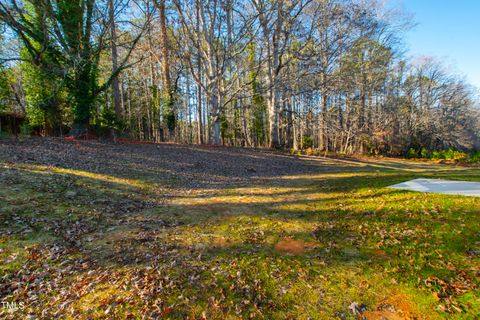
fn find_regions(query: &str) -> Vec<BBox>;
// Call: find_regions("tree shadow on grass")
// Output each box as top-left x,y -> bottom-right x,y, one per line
2,159 -> 478,258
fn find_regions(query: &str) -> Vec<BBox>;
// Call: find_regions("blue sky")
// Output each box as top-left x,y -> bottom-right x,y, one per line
398,0 -> 480,88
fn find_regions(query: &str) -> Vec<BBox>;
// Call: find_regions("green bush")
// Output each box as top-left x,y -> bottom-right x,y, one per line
406,148 -> 417,159
469,151 -> 480,163
432,150 -> 449,160
431,151 -> 442,160
302,135 -> 314,149
444,149 -> 455,160
430,149 -> 468,161
420,147 -> 429,159
406,148 -> 477,163
20,122 -> 32,136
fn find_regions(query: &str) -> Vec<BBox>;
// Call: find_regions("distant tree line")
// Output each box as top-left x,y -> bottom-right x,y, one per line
1,0 -> 479,155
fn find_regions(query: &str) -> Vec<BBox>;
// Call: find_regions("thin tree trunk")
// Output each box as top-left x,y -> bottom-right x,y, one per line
109,0 -> 122,122
197,77 -> 203,144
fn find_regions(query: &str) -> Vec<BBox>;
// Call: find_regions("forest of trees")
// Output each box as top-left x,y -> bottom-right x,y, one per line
0,0 -> 479,155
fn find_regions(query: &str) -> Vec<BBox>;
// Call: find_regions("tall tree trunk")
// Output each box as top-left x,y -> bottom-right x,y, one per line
158,0 -> 171,97
210,85 -> 221,145
195,1 -> 203,144
197,74 -> 203,144
109,0 -> 122,122
155,0 -> 175,138
268,92 -> 279,148
320,93 -> 328,151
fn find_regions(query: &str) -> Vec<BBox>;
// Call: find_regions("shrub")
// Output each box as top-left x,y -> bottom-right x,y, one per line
420,147 -> 429,159
431,151 -> 442,160
304,147 -> 314,156
452,151 -> 468,161
20,123 -> 32,136
302,135 -> 314,149
406,148 -> 476,163
444,149 -> 455,160
469,151 -> 480,163
430,149 -> 468,161
406,148 -> 417,159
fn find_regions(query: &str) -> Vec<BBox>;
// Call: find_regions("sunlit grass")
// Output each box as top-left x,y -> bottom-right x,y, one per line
12,163 -> 148,188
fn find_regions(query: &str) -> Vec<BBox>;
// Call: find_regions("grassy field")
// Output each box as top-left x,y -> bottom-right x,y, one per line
1,138 -> 479,319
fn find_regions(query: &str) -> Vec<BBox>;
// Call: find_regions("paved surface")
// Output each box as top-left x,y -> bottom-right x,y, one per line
388,178 -> 480,197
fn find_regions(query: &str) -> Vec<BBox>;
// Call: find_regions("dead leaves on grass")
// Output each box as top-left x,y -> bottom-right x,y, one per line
422,271 -> 478,313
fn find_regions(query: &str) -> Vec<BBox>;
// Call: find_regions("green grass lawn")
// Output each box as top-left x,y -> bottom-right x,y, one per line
0,139 -> 479,319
